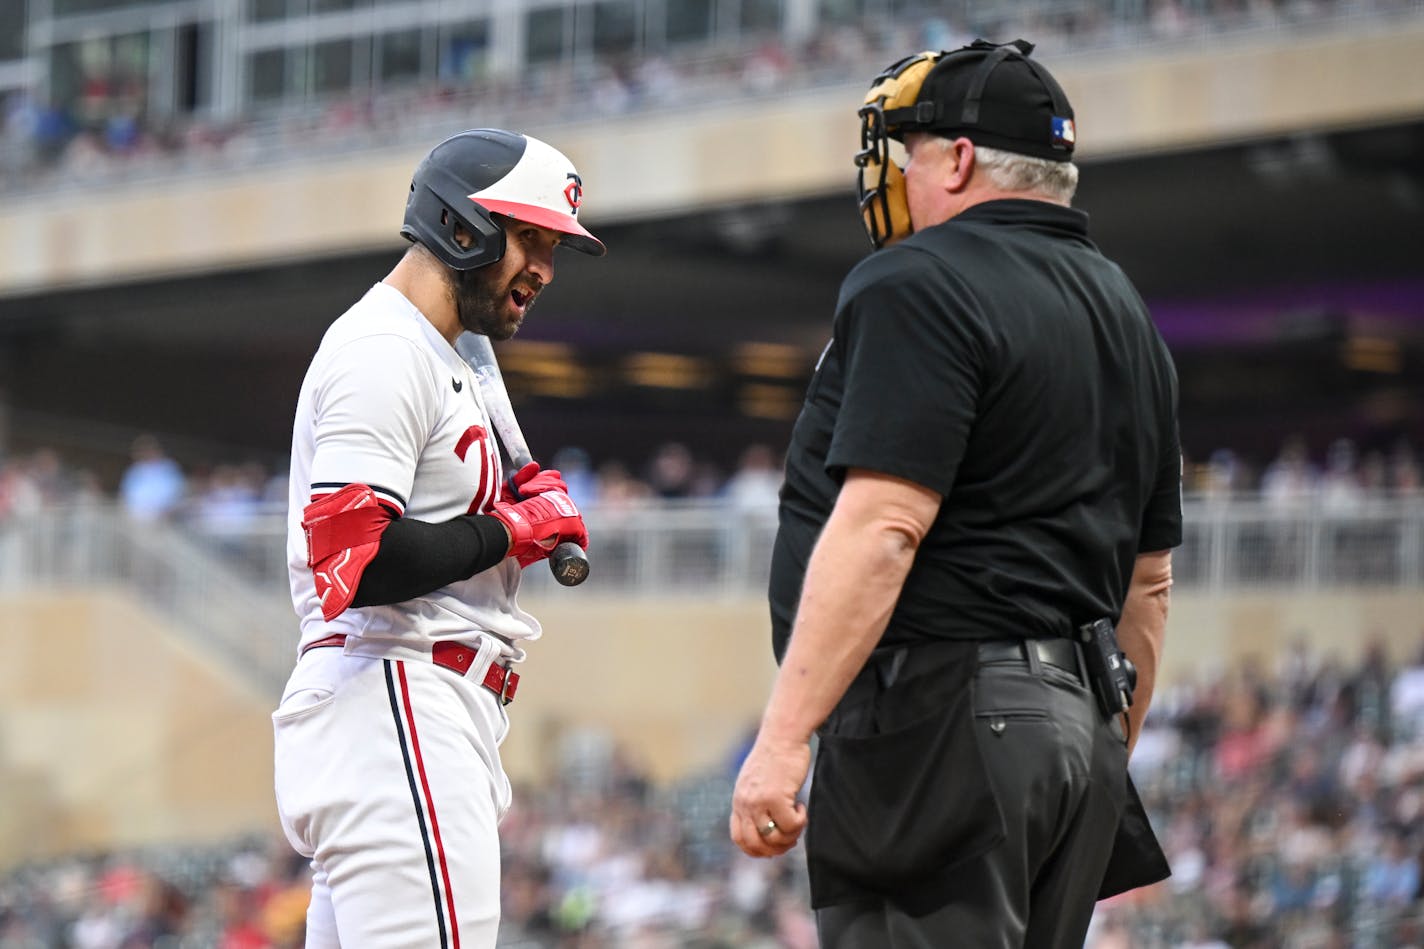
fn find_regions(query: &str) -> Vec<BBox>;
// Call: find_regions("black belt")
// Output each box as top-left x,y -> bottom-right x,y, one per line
977,637 -> 1081,677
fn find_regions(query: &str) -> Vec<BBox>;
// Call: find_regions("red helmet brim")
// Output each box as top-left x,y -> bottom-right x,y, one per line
472,198 -> 606,257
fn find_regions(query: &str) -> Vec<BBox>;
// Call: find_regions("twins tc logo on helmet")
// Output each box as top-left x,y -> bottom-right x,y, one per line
564,174 -> 584,213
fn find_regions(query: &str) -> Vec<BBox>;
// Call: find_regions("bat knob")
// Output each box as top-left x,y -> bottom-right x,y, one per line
551,542 -> 589,587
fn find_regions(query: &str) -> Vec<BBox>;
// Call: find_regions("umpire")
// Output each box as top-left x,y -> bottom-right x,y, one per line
730,39 -> 1181,948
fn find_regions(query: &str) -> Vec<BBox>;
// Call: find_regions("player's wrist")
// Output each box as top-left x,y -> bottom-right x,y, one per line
487,502 -> 528,550
481,513 -> 515,556
487,493 -> 586,568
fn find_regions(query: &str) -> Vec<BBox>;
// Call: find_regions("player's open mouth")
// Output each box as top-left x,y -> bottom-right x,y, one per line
510,288 -> 533,310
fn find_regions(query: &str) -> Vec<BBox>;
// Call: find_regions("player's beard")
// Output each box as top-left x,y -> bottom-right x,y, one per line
452,265 -> 539,341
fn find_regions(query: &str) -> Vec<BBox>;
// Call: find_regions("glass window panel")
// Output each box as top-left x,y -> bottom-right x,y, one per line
113,32 -> 148,78
379,29 -> 424,83
290,45 -> 310,97
665,0 -> 713,43
0,4 -> 24,61
741,0 -> 782,30
248,49 -> 287,102
312,0 -> 365,11
593,0 -> 638,56
176,22 -> 215,113
250,0 -> 291,20
312,38 -> 354,94
54,0 -> 154,13
48,42 -> 86,115
439,21 -> 489,83
525,8 -> 567,64
50,32 -> 148,129
816,0 -> 860,23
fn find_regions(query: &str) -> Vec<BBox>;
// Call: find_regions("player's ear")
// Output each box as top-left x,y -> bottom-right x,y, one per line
453,222 -> 475,250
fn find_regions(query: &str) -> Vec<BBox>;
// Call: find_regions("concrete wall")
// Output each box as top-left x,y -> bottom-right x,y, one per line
0,589 -> 280,867
2,20 -> 1421,296
1161,588 -> 1424,677
509,587 -> 1424,782
3,585 -> 1421,864
498,596 -> 777,785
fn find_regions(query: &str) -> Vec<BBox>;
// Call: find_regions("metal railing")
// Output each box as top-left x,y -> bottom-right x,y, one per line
0,505 -> 298,696
6,493 -> 1423,598
1174,494 -> 1424,590
172,501 -> 787,599
2,494 -> 1420,693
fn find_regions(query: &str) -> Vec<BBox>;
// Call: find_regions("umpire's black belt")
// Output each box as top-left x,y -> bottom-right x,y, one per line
977,637 -> 1081,678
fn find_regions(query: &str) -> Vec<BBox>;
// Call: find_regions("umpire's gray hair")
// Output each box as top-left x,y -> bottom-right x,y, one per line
972,145 -> 1079,204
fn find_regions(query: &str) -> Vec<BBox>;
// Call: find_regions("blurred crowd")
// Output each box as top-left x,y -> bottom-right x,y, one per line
1185,435 -> 1424,508
1,0 -> 1414,194
2,431 -> 1420,593
1091,633 -> 1424,947
2,432 -> 1421,529
0,739 -> 818,948
8,639 -> 1424,946
0,436 -> 786,531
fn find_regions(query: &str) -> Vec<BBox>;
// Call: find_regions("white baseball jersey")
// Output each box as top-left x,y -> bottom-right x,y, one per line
286,282 -> 539,661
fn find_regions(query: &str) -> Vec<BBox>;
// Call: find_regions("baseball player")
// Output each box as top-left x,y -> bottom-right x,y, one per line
272,129 -> 603,948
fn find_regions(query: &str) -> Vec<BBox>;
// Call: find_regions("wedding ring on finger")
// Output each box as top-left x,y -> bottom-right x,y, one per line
758,819 -> 778,837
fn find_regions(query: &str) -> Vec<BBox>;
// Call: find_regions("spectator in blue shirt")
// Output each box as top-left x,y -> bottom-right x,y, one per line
118,434 -> 185,521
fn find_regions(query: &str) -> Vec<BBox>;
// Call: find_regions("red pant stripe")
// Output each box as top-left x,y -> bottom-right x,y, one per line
396,662 -> 462,949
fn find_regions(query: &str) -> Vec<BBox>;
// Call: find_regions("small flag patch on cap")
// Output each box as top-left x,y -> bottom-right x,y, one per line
1051,116 -> 1076,146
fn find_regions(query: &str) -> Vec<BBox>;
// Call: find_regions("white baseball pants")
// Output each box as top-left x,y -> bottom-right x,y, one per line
273,643 -> 513,948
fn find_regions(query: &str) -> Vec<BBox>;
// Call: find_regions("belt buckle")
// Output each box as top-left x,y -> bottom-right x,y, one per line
499,666 -> 520,706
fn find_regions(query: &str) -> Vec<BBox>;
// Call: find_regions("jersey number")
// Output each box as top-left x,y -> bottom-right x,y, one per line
454,425 -> 497,515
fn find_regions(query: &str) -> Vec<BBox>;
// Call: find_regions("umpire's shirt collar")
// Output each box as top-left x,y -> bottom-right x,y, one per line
947,197 -> 1090,239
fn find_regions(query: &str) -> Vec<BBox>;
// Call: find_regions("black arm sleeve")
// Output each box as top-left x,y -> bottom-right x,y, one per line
351,514 -> 511,608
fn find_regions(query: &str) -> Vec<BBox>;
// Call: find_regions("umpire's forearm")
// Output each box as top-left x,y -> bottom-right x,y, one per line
760,509 -> 914,744
760,471 -> 938,744
1116,549 -> 1173,755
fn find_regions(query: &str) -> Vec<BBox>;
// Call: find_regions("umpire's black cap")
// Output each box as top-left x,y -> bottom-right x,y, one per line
883,39 -> 1076,161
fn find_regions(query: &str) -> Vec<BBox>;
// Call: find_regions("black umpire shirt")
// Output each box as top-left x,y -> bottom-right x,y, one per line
769,199 -> 1182,659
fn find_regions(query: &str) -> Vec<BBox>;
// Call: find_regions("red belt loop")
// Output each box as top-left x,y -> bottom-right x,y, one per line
301,635 -> 519,705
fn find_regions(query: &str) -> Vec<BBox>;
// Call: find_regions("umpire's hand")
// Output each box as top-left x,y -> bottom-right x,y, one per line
730,733 -> 810,857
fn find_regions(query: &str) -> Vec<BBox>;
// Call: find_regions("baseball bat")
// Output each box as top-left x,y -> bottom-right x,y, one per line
455,332 -> 590,587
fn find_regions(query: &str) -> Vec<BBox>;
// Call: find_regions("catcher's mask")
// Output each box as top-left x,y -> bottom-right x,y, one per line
854,39 -> 1075,249
401,129 -> 606,271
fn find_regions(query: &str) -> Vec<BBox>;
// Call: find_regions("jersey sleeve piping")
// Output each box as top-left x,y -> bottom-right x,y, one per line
310,481 -> 408,514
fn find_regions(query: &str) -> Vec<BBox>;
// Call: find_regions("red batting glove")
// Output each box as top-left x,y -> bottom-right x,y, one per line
500,462 -> 570,504
489,490 -> 589,567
